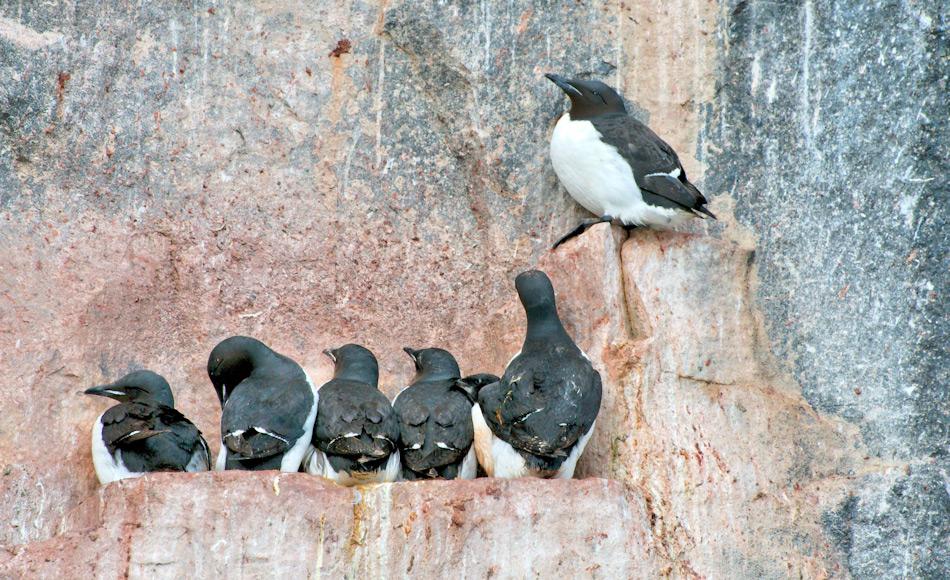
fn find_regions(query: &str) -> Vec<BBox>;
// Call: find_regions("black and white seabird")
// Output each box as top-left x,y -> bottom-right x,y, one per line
473,270 -> 602,478
546,73 -> 716,248
393,348 -> 479,480
304,344 -> 401,485
84,370 -> 210,484
207,336 -> 318,472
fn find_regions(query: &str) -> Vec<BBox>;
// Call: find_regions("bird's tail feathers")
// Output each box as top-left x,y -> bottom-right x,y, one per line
693,205 -> 717,220
682,180 -> 717,220
224,427 -> 288,459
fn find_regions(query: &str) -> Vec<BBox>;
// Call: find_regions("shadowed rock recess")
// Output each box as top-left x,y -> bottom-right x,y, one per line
1,2 -> 945,579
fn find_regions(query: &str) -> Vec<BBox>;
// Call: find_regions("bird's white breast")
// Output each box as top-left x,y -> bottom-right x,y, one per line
550,114 -> 688,227
214,443 -> 228,472
90,413 -> 143,484
458,445 -> 478,480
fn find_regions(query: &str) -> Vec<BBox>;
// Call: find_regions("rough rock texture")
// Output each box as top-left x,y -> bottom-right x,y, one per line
705,2 -> 949,577
1,1 -> 946,578
0,473 -> 658,578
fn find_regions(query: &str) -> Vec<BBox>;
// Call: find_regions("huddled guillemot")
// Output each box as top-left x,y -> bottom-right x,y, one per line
393,348 -> 478,480
546,73 -> 716,248
207,336 -> 318,472
304,344 -> 401,485
85,370 -> 210,484
473,270 -> 602,478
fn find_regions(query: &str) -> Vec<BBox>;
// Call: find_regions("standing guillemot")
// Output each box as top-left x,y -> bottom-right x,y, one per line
84,370 -> 210,484
546,73 -> 716,248
394,348 -> 478,480
472,270 -> 602,478
304,344 -> 400,485
207,336 -> 318,472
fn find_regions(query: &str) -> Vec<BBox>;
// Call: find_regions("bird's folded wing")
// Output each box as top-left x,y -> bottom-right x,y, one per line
101,403 -> 167,451
639,172 -> 704,211
114,428 -> 171,444
221,374 -> 311,458
434,392 -> 476,451
593,114 -> 681,173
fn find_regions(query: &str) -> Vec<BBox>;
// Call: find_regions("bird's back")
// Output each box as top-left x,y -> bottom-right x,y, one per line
479,345 -> 602,458
314,379 -> 398,456
395,381 -> 475,478
222,363 -> 312,442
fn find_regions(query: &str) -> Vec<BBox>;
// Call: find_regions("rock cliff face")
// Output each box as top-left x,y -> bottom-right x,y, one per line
1,1 -> 945,578
1,474 -> 658,578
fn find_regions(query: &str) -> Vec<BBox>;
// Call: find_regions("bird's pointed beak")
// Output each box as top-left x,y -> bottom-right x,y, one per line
545,73 -> 582,96
83,383 -> 127,401
322,348 -> 337,363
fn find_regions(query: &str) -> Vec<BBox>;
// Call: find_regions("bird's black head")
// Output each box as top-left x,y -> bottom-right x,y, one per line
452,373 -> 500,404
324,343 -> 379,386
403,347 -> 461,382
546,74 -> 626,119
515,269 -> 559,314
207,335 -> 270,406
84,370 -> 175,407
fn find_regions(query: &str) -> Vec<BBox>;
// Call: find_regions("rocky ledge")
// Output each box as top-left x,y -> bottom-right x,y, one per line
0,473 -> 657,579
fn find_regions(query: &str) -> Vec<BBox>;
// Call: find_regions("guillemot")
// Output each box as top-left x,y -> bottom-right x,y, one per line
207,336 -> 318,472
394,348 -> 478,480
546,73 -> 715,248
472,270 -> 602,478
85,370 -> 210,484
304,344 -> 400,485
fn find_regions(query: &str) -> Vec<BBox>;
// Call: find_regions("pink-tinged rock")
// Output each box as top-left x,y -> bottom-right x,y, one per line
622,229 -> 765,387
611,230 -> 860,578
0,473 -> 658,579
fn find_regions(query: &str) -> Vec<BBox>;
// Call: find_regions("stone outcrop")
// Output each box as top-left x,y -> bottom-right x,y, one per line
0,474 -> 657,579
1,1 -> 945,578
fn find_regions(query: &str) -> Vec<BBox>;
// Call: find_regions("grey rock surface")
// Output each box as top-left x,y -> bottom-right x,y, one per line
704,2 -> 947,576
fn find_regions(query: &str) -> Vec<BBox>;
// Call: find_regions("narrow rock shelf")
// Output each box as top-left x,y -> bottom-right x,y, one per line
1,472 -> 656,578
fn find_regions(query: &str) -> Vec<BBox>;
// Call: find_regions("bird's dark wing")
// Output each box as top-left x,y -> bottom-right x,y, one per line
591,113 -> 681,175
395,382 -> 473,478
478,348 -> 602,458
101,402 -> 207,472
640,173 -> 706,212
591,114 -> 713,215
393,389 -> 429,452
429,389 -> 475,454
221,368 -> 313,460
312,380 -> 397,461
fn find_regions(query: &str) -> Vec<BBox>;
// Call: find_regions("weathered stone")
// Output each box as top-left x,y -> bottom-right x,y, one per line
704,3 -> 948,576
822,463 -> 950,579
0,473 -> 658,579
